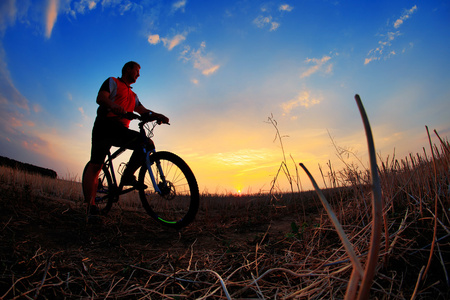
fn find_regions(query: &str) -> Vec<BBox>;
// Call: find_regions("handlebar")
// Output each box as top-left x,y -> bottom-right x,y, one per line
124,112 -> 141,120
123,112 -> 170,125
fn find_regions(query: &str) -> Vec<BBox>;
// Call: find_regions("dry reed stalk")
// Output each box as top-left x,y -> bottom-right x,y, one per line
353,94 -> 383,300
299,163 -> 364,277
345,268 -> 360,300
299,94 -> 383,299
422,126 -> 439,281
267,114 -> 296,196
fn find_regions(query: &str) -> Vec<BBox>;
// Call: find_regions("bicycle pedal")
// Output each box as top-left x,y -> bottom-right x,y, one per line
118,162 -> 127,176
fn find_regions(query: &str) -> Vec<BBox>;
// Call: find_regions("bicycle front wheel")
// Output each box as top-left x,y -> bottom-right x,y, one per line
138,151 -> 199,229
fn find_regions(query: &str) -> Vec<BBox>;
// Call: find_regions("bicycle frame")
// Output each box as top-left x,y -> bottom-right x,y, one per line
102,120 -> 164,198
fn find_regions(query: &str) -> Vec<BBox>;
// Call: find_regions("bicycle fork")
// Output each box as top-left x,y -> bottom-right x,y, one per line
145,151 -> 167,194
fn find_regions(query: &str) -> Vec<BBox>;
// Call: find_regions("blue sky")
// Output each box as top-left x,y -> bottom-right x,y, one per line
0,0 -> 449,193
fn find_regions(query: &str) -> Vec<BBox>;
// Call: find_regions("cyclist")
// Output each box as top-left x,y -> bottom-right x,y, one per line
82,61 -> 169,223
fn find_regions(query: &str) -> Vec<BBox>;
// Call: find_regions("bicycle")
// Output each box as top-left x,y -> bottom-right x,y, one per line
82,113 -> 199,229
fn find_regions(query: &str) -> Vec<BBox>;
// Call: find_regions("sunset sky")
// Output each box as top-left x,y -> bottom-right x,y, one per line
1,0 -> 449,194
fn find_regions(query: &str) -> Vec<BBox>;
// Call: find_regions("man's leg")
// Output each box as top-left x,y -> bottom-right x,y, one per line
120,138 -> 154,188
121,149 -> 146,187
82,161 -> 103,205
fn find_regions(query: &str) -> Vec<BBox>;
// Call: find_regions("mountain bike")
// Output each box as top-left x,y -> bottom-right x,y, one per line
82,113 -> 199,229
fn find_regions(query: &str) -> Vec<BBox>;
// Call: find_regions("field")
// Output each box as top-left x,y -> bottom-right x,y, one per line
0,136 -> 449,299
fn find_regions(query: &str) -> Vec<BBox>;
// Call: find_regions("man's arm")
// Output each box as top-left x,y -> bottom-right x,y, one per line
134,103 -> 151,115
97,90 -> 126,115
135,103 -> 169,124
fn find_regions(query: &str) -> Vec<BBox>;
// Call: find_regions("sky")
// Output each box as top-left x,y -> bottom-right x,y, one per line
0,0 -> 449,194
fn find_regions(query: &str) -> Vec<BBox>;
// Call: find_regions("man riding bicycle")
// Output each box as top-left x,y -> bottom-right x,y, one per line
82,61 -> 169,223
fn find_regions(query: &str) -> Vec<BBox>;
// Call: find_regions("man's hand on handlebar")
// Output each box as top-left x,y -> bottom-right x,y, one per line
122,111 -> 169,125
142,112 -> 170,125
123,112 -> 140,120
155,113 -> 170,125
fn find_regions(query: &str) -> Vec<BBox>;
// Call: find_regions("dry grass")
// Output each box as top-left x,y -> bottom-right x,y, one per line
1,107 -> 449,299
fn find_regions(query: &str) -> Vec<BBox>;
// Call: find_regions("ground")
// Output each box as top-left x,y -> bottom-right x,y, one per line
1,183 -> 449,299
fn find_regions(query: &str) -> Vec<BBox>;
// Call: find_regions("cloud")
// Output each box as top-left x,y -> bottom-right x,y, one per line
279,4 -> 294,12
270,22 -> 280,31
45,0 -> 59,39
66,0 -> 141,20
200,64 -> 220,76
0,48 -> 29,111
161,34 -> 186,50
253,15 -> 271,28
33,104 -> 42,113
147,34 -> 160,45
172,0 -> 187,13
212,148 -> 273,167
394,5 -> 417,28
365,5 -> 417,65
253,15 -> 279,32
1,0 -> 94,38
118,2 -> 133,15
149,31 -> 219,76
78,106 -> 88,120
180,42 -> 220,76
281,90 -> 321,115
88,1 -> 97,10
253,3 -> 293,32
300,55 -> 333,78
365,31 -> 401,64
72,0 -> 98,14
0,0 -> 18,34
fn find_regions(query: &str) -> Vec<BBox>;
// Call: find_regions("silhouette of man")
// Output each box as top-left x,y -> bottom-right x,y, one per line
82,61 -> 169,223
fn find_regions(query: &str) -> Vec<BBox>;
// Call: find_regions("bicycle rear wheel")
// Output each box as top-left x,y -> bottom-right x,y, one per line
95,165 -> 117,215
138,151 -> 199,229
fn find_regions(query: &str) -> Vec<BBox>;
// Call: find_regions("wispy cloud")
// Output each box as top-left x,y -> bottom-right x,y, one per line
0,0 -> 18,34
180,42 -> 220,76
0,49 -> 29,111
78,106 -> 88,120
149,32 -> 187,50
212,148 -> 274,167
394,5 -> 418,28
300,55 -> 333,78
33,104 -> 42,113
172,0 -> 187,13
45,0 -> 59,39
365,5 -> 417,65
281,89 -> 322,116
162,34 -> 186,50
279,4 -> 294,12
71,0 -> 98,15
253,15 -> 279,31
253,3 -> 293,31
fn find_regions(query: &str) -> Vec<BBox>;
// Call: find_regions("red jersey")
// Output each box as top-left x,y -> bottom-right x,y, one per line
97,77 -> 141,128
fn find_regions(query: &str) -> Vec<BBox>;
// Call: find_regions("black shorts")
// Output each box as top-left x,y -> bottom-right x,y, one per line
90,117 -> 142,165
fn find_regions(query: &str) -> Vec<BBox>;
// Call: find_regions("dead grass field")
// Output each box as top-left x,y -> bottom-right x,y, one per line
0,139 -> 449,299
